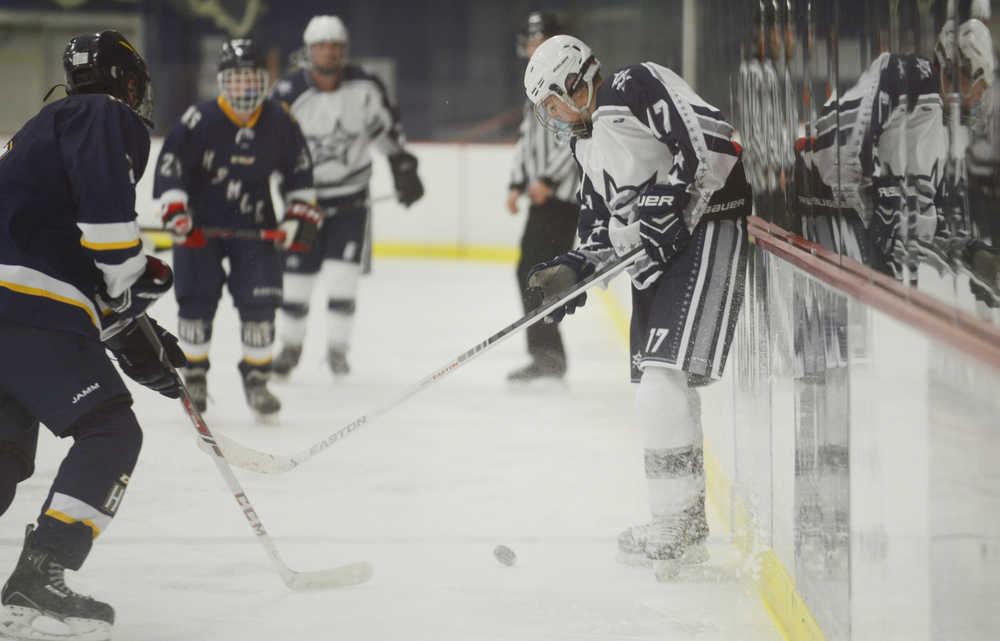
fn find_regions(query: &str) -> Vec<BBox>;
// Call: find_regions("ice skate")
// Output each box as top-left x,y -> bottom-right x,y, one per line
507,352 -> 565,384
0,526 -> 113,641
182,368 -> 208,413
617,499 -> 710,579
326,347 -> 350,377
272,344 -> 302,377
240,369 -> 281,417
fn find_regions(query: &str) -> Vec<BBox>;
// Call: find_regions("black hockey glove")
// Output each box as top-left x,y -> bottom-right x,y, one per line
636,184 -> 691,266
104,317 -> 187,398
389,151 -> 424,207
99,255 -> 174,329
278,201 -> 322,252
526,251 -> 595,324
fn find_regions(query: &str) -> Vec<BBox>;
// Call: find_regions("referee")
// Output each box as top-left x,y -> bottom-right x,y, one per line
506,11 -> 581,382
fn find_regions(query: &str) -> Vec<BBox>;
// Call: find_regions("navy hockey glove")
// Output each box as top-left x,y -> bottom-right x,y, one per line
105,317 -> 187,398
278,201 -> 322,252
526,251 -> 595,324
101,255 -> 174,322
637,184 -> 691,266
389,151 -> 424,207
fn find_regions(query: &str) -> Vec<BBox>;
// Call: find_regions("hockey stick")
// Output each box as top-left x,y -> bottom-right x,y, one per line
139,226 -> 287,242
207,246 -> 646,475
134,315 -> 372,589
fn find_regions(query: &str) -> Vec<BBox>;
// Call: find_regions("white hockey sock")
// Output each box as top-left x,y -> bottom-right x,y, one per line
323,259 -> 360,352
178,317 -> 212,365
279,273 -> 316,346
636,366 -> 704,518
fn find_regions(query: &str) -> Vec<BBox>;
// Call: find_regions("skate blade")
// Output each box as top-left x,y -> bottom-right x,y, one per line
0,606 -> 111,641
653,544 -> 710,582
253,411 -> 281,425
615,550 -> 654,568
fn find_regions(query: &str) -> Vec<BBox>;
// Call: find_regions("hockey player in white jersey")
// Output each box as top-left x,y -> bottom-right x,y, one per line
270,15 -> 424,377
523,36 -> 751,570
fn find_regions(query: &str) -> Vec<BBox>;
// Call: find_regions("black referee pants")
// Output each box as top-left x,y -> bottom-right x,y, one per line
515,197 -> 580,365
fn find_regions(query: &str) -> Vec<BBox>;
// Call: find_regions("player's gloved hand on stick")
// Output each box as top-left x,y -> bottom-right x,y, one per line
526,251 -> 595,323
104,317 -> 187,398
161,202 -> 205,248
636,184 -> 691,266
100,255 -> 174,323
389,151 -> 424,207
278,201 -> 323,252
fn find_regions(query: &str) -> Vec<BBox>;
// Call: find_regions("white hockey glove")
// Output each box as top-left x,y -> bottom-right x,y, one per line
278,201 -> 322,252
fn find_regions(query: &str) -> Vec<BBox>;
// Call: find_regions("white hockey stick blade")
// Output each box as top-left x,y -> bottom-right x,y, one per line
282,561 -> 374,590
196,430 -> 298,475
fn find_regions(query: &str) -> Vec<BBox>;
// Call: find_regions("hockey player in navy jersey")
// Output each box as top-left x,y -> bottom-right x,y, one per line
269,15 -> 424,379
523,36 -> 751,571
153,38 -> 320,417
0,31 -> 186,639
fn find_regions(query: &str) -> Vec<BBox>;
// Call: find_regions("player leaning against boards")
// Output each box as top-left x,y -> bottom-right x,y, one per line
270,15 -> 425,380
154,38 -> 321,419
0,31 -> 187,640
523,35 -> 751,576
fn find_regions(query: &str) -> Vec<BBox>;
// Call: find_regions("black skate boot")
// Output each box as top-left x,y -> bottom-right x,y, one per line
272,344 -> 302,377
506,351 -> 565,383
239,364 -> 281,416
617,495 -> 710,579
326,347 -> 350,376
182,368 -> 208,413
1,525 -> 113,641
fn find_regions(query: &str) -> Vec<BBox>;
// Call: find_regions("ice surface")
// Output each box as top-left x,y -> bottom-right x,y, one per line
1,257 -> 778,640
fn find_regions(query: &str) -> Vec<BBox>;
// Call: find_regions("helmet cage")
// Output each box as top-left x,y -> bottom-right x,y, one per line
530,55 -> 599,139
218,67 -> 269,114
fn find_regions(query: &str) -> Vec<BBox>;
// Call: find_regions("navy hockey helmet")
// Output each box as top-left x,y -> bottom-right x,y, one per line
63,30 -> 153,126
217,38 -> 270,115
517,11 -> 565,58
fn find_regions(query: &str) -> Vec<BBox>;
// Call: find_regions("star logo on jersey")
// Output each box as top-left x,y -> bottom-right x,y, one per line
308,120 -> 359,166
602,170 -> 657,213
632,350 -> 644,369
612,69 -> 632,92
916,57 -> 932,79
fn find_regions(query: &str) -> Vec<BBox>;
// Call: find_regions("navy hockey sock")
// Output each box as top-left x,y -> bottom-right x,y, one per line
34,401 -> 142,570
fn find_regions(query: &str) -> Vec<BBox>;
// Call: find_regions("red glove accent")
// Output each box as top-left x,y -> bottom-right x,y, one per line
161,202 -> 193,237
179,228 -> 206,248
281,202 -> 322,252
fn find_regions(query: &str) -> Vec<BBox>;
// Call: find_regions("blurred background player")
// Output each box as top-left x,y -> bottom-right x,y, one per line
153,38 -> 320,417
505,11 -> 581,383
270,15 -> 424,379
523,36 -> 750,572
0,31 -> 186,639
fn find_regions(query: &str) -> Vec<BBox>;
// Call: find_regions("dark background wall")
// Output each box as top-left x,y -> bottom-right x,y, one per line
0,0 -> 687,140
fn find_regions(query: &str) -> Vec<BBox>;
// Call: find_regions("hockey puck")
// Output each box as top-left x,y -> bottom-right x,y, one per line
493,544 -> 517,567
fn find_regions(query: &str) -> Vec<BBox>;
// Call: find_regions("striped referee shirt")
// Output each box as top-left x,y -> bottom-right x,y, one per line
509,101 -> 580,203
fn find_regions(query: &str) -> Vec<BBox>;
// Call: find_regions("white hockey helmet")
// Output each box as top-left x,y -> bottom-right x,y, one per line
524,34 -> 601,138
303,15 -> 348,46
303,15 -> 349,76
936,19 -> 995,88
